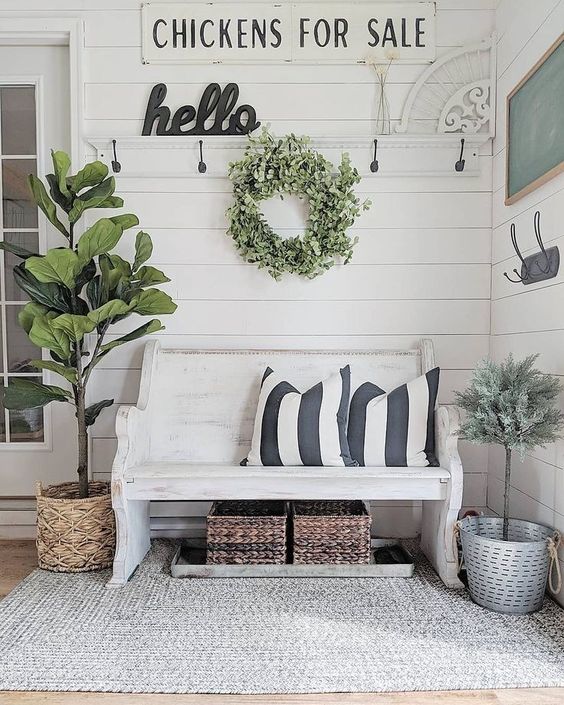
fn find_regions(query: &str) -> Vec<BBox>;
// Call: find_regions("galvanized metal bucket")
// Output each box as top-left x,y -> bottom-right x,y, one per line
457,516 -> 561,615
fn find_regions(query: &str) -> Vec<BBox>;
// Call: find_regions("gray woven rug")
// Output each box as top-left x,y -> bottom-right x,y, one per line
1,540 -> 563,694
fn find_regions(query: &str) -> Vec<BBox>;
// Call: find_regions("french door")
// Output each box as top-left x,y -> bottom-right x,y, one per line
0,44 -> 77,497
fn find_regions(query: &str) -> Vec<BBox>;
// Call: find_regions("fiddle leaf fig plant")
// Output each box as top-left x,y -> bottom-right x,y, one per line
0,151 -> 177,499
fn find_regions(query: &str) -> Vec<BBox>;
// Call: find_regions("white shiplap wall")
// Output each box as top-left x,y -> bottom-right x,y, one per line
0,0 -> 496,537
488,0 -> 564,605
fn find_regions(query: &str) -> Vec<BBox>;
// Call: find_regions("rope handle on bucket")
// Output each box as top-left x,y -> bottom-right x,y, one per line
453,521 -> 462,573
547,531 -> 562,596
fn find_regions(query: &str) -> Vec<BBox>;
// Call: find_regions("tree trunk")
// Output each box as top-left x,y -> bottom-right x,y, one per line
77,387 -> 89,499
503,447 -> 512,541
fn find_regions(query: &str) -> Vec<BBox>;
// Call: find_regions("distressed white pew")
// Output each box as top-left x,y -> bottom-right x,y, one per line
110,340 -> 463,588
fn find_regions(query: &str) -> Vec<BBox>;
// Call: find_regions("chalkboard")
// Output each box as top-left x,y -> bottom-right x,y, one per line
506,34 -> 564,205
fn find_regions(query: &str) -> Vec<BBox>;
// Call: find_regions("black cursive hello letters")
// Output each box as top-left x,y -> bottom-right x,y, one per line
141,82 -> 261,136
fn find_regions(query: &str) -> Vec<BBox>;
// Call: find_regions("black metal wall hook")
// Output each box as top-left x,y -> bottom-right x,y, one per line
454,138 -> 465,172
503,211 -> 560,286
111,139 -> 121,173
503,223 -> 528,283
533,210 -> 550,273
370,138 -> 379,173
198,139 -> 207,174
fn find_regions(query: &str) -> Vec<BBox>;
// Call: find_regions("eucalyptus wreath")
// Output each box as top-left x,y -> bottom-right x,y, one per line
226,130 -> 370,279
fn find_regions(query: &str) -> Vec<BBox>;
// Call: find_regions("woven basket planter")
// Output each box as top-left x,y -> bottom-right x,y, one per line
207,500 -> 287,564
291,500 -> 372,564
36,481 -> 116,573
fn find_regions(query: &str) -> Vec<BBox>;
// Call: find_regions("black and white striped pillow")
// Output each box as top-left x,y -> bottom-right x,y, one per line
347,368 -> 440,467
246,366 -> 356,467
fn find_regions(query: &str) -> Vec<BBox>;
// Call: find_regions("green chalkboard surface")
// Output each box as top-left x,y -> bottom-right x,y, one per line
506,34 -> 564,205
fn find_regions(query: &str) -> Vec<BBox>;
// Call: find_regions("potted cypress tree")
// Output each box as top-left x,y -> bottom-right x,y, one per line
455,354 -> 563,614
0,151 -> 177,572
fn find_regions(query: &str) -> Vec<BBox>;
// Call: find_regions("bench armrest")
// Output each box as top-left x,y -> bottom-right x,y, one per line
112,405 -> 151,481
436,404 -> 462,476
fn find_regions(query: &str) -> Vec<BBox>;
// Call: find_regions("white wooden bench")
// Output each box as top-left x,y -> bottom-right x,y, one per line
110,340 -> 464,588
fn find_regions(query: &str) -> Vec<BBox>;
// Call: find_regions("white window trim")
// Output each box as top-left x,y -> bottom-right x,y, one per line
0,18 -> 83,451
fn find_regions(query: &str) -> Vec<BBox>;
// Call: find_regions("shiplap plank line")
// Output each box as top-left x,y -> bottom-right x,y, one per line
110,300 -> 491,336
491,331 -> 564,377
85,82 -> 414,122
491,278 -> 564,335
491,187 -> 564,264
101,192 -> 492,229
155,264 -> 490,301
112,228 -> 492,266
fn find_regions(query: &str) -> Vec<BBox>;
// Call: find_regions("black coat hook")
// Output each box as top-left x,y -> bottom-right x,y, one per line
503,223 -> 528,283
111,139 -> 121,173
533,210 -> 550,273
370,138 -> 379,173
198,139 -> 207,174
454,138 -> 465,172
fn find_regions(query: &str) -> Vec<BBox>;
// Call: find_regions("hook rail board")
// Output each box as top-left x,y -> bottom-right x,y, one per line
90,135 -> 488,178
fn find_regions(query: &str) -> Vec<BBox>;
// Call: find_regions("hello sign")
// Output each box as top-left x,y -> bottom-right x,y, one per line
141,2 -> 436,65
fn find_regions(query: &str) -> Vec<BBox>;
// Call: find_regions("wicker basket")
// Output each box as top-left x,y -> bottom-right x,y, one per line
458,515 -> 556,614
291,500 -> 372,564
36,481 -> 116,573
206,500 -> 287,564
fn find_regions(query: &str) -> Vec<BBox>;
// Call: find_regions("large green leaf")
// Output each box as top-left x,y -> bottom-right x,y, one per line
85,398 -> 114,427
134,265 -> 170,287
98,319 -> 164,355
18,302 -> 51,334
133,231 -> 153,272
77,219 -> 124,265
45,173 -> 72,212
86,275 -> 102,310
28,316 -> 72,360
13,264 -> 73,313
88,299 -> 131,326
28,175 -> 69,238
29,359 -> 77,384
51,150 -> 71,198
68,161 -> 108,194
97,196 -> 124,209
68,177 -> 116,223
130,289 -> 177,316
25,249 -> 80,289
74,259 -> 97,294
50,313 -> 96,343
0,240 -> 38,260
110,214 -> 139,231
2,378 -> 71,410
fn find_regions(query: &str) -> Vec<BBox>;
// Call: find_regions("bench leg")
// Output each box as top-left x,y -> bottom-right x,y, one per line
108,481 -> 151,587
421,494 -> 463,589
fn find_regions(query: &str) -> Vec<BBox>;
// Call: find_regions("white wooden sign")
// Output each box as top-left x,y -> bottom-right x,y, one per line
141,3 -> 436,65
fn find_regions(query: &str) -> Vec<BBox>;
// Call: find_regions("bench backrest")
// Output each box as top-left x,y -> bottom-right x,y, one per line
138,340 -> 435,463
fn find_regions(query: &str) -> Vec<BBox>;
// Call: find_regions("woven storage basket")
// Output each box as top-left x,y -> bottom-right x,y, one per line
36,481 -> 115,573
207,500 -> 287,564
291,500 -> 372,564
458,515 -> 556,614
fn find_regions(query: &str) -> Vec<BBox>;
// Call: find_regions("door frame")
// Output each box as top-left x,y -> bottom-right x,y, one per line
0,18 -> 83,502
0,17 -> 83,167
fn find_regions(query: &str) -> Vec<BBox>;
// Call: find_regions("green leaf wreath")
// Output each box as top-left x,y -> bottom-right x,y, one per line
226,129 -> 371,279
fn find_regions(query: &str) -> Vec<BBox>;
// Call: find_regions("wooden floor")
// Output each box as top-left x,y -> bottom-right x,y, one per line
1,541 -> 563,705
